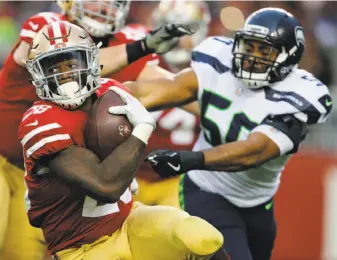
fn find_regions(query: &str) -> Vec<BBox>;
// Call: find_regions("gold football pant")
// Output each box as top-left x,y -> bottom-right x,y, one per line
55,202 -> 223,260
0,155 -> 45,260
134,176 -> 180,208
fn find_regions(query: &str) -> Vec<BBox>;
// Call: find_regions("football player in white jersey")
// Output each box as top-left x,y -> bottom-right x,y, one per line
122,8 -> 332,260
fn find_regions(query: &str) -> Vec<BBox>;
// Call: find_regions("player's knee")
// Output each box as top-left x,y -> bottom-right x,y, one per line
173,216 -> 223,257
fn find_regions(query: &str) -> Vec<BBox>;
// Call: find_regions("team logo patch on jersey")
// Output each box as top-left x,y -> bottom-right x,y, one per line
295,26 -> 305,46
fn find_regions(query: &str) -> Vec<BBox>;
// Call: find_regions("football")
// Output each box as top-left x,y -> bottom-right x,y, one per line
85,90 -> 133,161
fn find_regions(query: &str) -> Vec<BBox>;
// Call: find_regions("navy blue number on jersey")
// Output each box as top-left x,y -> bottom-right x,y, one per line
200,90 -> 231,146
200,90 -> 257,146
301,75 -> 324,87
225,113 -> 258,143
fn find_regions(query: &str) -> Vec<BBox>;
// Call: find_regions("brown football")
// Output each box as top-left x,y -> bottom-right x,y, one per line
85,90 -> 133,161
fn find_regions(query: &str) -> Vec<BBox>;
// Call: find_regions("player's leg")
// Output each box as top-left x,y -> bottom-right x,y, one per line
54,200 -> 221,260
134,176 -> 180,207
242,199 -> 277,260
181,174 -> 253,260
156,176 -> 180,207
133,178 -> 158,205
54,228 -> 133,260
0,160 -> 46,260
126,202 -> 223,260
0,156 -> 10,256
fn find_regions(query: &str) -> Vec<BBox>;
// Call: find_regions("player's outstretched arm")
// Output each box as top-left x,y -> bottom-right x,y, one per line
136,60 -> 201,115
146,114 -> 307,177
125,68 -> 199,111
100,24 -> 195,77
201,132 -> 281,172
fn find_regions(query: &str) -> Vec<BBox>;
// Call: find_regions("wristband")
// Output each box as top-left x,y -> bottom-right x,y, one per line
180,151 -> 205,171
126,40 -> 151,64
131,123 -> 154,145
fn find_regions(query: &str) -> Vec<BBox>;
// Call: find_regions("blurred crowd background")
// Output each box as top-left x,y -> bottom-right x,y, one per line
1,0 -> 337,150
1,1 -> 337,259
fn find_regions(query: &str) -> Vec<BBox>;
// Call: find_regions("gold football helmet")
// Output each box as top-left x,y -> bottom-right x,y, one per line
152,0 -> 211,69
26,21 -> 101,109
58,0 -> 130,37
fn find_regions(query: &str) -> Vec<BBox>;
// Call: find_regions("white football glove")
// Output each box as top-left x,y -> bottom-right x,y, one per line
108,87 -> 156,144
144,24 -> 196,54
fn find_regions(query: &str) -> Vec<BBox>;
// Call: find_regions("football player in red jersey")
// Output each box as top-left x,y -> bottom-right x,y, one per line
19,21 -> 223,260
133,0 -> 210,208
56,0 -> 202,205
0,1 -> 193,259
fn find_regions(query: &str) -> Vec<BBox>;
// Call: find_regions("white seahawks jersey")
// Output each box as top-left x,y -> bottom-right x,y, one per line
188,36 -> 332,207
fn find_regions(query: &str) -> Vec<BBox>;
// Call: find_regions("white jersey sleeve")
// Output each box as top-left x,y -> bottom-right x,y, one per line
190,36 -> 234,99
265,70 -> 331,124
253,69 -> 332,154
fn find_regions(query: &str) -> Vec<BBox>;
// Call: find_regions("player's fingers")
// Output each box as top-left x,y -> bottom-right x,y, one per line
166,24 -> 196,36
144,154 -> 153,161
176,24 -> 196,35
144,157 -> 157,163
109,86 -> 141,106
108,86 -> 130,101
144,152 -> 157,162
108,106 -> 127,115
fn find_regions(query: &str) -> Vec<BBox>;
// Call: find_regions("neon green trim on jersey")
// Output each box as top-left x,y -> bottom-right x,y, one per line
179,174 -> 186,210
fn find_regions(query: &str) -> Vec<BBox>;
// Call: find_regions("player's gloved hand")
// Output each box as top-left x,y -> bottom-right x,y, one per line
143,24 -> 196,54
145,150 -> 205,178
108,86 -> 156,144
108,86 -> 155,128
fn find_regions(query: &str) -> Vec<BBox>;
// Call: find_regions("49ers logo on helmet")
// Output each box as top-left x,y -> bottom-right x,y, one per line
54,42 -> 67,49
47,21 -> 69,45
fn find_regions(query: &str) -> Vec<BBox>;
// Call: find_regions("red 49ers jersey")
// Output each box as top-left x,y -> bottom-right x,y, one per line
18,79 -> 132,254
0,12 -> 65,166
107,23 -> 159,82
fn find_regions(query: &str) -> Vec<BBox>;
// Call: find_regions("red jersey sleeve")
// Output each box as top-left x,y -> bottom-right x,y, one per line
108,24 -> 159,82
20,12 -> 65,45
19,104 -> 74,160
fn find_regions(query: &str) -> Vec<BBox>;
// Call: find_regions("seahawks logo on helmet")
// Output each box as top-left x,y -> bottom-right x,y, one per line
295,26 -> 305,47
